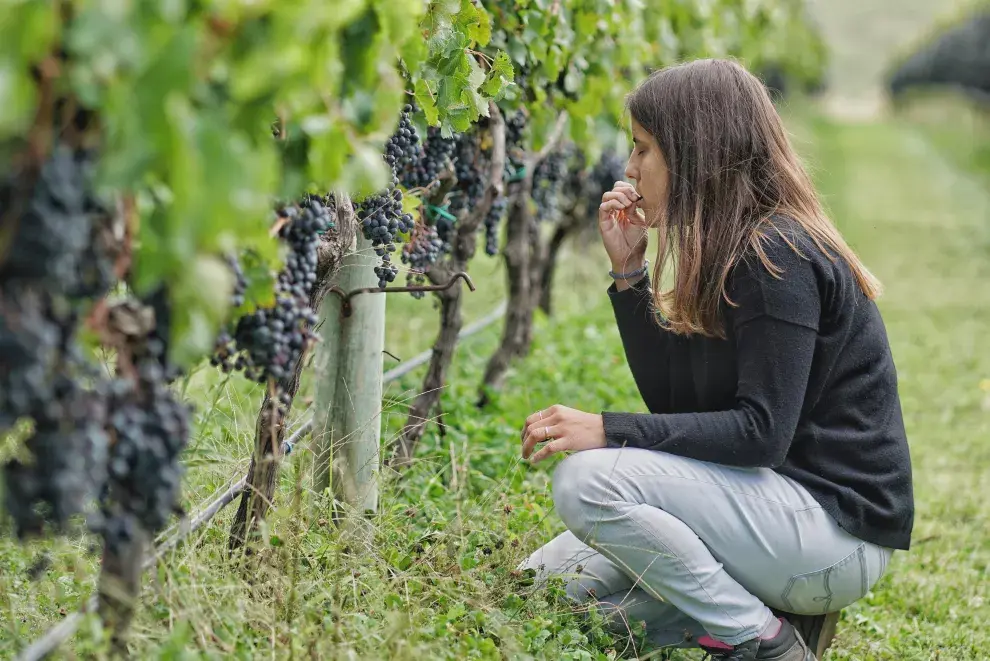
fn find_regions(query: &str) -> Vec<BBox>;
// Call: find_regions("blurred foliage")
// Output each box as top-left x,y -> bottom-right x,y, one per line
0,0 -> 827,364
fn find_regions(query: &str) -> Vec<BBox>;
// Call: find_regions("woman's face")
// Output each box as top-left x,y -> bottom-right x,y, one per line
624,118 -> 669,221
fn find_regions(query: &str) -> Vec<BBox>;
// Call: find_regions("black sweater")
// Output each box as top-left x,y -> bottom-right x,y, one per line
601,223 -> 915,550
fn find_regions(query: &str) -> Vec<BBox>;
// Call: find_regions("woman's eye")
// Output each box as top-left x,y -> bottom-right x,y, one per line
637,150 -> 646,156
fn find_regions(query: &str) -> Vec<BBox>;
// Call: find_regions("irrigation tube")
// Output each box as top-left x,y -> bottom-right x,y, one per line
15,300 -> 506,661
381,299 -> 507,382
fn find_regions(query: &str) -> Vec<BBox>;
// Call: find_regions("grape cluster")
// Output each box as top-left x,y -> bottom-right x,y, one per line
357,188 -> 413,288
484,196 -> 508,257
533,149 -> 568,222
0,288 -> 64,430
401,224 -> 446,297
385,105 -> 421,173
227,254 -> 247,309
4,372 -> 110,538
505,111 -> 528,176
1,142 -> 116,538
401,126 -> 455,191
95,342 -> 191,553
0,145 -> 102,294
276,195 -> 333,298
449,132 -> 484,217
230,296 -> 320,383
212,197 -> 331,385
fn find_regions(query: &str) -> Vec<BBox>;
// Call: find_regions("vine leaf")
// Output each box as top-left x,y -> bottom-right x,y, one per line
482,51 -> 514,98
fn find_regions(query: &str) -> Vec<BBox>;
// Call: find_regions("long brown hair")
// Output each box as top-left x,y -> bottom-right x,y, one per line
625,58 -> 881,338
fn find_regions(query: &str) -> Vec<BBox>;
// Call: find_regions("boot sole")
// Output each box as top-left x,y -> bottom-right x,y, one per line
773,610 -> 841,659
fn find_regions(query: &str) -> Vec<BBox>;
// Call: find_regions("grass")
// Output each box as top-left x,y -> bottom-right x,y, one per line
3,70 -> 990,661
2,104 -> 989,660
787,106 -> 990,660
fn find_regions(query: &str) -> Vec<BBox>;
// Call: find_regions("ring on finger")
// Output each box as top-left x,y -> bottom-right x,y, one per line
538,410 -> 543,420
544,426 -> 551,441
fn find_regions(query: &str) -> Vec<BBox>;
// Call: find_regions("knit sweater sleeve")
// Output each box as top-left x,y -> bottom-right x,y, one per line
600,237 -> 822,468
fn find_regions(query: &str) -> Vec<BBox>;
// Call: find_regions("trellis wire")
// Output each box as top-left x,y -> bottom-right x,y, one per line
15,299 -> 506,661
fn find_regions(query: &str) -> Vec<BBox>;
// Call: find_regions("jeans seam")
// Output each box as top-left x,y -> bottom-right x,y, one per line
781,542 -> 866,614
859,544 -> 869,598
610,472 -> 821,511
821,564 -> 836,613
780,576 -> 797,612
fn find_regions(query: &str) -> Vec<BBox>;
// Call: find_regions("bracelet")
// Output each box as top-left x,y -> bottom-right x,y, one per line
609,259 -> 648,280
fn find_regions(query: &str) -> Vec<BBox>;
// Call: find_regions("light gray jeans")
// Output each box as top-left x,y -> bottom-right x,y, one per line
520,448 -> 893,648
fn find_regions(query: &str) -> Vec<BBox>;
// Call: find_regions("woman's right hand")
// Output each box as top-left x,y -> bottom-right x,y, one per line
599,181 -> 649,273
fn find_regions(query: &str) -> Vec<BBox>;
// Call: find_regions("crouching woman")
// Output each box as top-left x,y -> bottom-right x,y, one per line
519,59 -> 914,661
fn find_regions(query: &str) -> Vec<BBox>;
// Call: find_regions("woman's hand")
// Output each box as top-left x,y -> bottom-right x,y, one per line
521,405 -> 608,464
599,181 -> 649,273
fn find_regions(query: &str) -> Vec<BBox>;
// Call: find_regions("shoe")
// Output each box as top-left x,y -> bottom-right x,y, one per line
698,618 -> 816,660
772,609 -> 840,658
788,612 -> 839,658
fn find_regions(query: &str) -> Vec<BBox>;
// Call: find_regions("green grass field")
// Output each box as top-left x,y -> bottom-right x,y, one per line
1,101 -> 988,659
3,0 -> 990,651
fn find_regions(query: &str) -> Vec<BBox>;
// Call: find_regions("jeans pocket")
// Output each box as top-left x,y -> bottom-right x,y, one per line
780,543 -> 869,615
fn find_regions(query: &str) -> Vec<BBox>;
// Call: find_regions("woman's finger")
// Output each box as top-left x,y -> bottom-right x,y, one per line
601,190 -> 638,209
613,181 -> 642,198
599,199 -> 628,215
524,407 -> 553,427
602,190 -> 637,205
522,423 -> 559,459
529,438 -> 567,464
522,423 -> 556,458
521,408 -> 559,441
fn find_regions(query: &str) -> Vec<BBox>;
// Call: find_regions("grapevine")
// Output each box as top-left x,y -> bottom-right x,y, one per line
212,197 -> 333,390
0,0 -> 829,653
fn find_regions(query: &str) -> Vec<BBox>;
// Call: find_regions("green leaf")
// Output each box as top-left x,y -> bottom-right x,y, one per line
414,79 -> 440,125
239,251 -> 278,313
307,122 -> 350,189
402,191 -> 423,216
481,51 -> 514,98
448,107 -> 474,133
457,0 -> 492,46
340,142 -> 390,199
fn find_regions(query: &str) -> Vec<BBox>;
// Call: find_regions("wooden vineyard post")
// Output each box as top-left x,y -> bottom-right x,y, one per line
313,233 -> 384,537
227,195 -> 355,553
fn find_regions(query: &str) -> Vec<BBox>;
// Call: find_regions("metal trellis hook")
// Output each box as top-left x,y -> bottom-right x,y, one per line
328,271 -> 476,318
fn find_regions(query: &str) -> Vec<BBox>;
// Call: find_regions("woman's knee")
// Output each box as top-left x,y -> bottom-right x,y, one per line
551,449 -> 618,537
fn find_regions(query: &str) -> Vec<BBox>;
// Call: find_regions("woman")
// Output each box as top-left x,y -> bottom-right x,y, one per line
519,59 -> 914,661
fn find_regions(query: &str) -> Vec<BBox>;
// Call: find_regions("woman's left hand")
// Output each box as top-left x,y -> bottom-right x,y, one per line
521,405 -> 608,464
